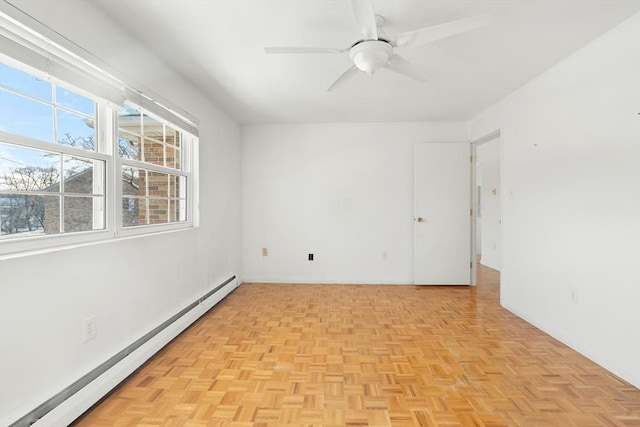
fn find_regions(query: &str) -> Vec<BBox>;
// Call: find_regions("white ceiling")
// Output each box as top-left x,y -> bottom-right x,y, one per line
12,1 -> 640,124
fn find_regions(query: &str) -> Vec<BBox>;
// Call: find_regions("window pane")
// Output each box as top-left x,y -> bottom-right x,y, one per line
175,147 -> 182,170
165,146 -> 176,169
55,87 -> 94,115
0,90 -> 53,142
165,126 -> 179,146
0,63 -> 52,101
0,194 -> 59,236
119,106 -> 142,135
169,198 -> 186,223
43,195 -> 61,234
64,195 -> 103,232
56,109 -> 95,150
122,196 -> 142,227
148,198 -> 168,224
118,131 -> 141,161
63,156 -> 104,195
143,115 -> 163,142
143,139 -> 164,166
0,143 -> 60,191
168,175 -> 185,198
169,199 -> 178,222
147,171 -> 169,198
122,167 -> 143,196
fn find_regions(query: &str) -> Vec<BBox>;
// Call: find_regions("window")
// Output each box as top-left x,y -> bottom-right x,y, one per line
0,62 -> 106,239
0,58 -> 198,255
117,103 -> 190,228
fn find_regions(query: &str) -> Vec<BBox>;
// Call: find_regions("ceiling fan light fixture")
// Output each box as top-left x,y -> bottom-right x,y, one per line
265,0 -> 492,90
349,41 -> 392,76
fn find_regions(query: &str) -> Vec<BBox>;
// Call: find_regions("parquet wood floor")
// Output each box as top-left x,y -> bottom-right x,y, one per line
73,265 -> 639,426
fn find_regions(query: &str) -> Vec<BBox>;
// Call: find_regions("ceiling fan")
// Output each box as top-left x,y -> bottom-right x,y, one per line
265,0 -> 492,91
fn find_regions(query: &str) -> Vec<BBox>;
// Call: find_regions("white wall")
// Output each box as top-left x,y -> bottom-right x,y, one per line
0,2 -> 241,424
241,122 -> 467,284
477,138 -> 501,270
469,13 -> 640,388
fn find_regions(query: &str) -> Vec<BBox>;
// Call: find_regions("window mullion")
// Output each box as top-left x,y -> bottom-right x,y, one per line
58,153 -> 64,234
119,158 -> 186,176
143,168 -> 149,226
140,114 -> 145,164
0,132 -> 110,161
106,105 -> 121,235
51,82 -> 57,144
166,174 -> 170,223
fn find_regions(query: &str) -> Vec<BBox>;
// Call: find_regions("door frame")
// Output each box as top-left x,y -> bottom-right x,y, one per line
470,130 -> 501,286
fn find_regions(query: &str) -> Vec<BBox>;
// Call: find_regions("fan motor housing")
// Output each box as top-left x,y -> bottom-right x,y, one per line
349,40 -> 393,75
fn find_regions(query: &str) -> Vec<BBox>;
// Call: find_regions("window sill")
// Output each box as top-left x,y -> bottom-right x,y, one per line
0,223 -> 196,260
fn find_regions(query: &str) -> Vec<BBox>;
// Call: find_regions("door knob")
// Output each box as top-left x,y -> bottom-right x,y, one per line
416,217 -> 424,222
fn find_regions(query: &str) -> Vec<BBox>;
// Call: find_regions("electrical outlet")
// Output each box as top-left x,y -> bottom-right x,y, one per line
570,287 -> 579,305
83,316 -> 97,342
308,253 -> 314,261
382,250 -> 388,260
262,247 -> 268,256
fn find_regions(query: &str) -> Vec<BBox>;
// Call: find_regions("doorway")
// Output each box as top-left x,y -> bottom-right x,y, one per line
471,132 -> 501,285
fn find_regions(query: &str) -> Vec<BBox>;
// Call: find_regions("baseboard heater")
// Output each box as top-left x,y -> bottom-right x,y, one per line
10,276 -> 239,427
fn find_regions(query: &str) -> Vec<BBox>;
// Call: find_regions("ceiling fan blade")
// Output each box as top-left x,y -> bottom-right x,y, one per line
327,65 -> 360,92
391,13 -> 492,48
265,47 -> 346,54
351,0 -> 378,40
384,54 -> 428,82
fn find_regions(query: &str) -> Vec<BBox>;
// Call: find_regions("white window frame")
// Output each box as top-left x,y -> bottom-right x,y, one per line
0,41 -> 199,257
114,103 -> 196,237
0,59 -> 112,254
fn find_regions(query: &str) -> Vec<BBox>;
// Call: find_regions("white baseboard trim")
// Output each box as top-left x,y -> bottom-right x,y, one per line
11,277 -> 239,427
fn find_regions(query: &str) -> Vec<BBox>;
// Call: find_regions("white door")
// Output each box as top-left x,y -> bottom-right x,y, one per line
414,143 -> 471,285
